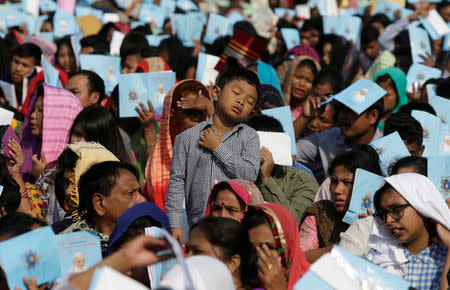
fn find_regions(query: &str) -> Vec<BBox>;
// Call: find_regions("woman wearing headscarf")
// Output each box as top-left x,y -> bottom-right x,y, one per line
205,179 -> 265,222
242,203 -> 310,290
143,80 -> 213,211
248,61 -> 283,98
256,84 -> 285,111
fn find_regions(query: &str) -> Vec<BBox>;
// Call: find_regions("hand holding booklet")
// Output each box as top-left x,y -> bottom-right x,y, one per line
369,131 -> 410,175
257,131 -> 293,166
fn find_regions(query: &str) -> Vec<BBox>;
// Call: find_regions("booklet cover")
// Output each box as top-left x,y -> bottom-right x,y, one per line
75,5 -> 104,20
428,156 -> 450,201
262,106 -> 296,155
0,107 -> 14,126
420,9 -> 450,40
409,26 -> 432,64
56,231 -> 102,282
342,169 -> 385,224
195,52 -> 220,86
406,63 -> 441,92
79,54 -> 121,95
369,131 -> 411,175
109,30 -> 125,56
139,3 -> 167,28
0,80 -> 17,108
274,8 -> 296,20
257,131 -> 293,166
322,78 -> 386,115
281,28 -> 301,50
172,13 -> 204,47
90,266 -> 150,290
42,55 -> 63,88
374,0 -> 402,20
412,110 -> 443,157
119,72 -> 176,118
146,34 -> 170,47
430,94 -> 450,126
53,7 -> 79,38
203,13 -> 230,45
0,226 -> 61,290
323,16 -> 362,48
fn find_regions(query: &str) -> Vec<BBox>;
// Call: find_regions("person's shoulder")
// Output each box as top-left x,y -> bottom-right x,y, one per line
238,123 -> 257,136
177,120 -> 210,140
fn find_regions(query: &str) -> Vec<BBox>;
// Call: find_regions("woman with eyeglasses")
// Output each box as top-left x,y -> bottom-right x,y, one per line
367,173 -> 450,290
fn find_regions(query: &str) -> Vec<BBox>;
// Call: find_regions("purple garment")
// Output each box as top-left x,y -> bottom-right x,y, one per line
284,44 -> 320,64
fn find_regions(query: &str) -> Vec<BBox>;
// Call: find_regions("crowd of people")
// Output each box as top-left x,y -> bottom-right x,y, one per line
0,0 -> 449,289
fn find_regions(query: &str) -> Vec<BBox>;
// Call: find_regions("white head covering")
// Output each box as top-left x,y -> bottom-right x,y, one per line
367,173 -> 450,277
159,256 -> 236,290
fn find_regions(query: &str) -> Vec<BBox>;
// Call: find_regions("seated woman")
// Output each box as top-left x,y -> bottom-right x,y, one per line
242,203 -> 310,290
368,173 -> 450,289
204,179 -> 264,222
298,145 -> 382,262
144,80 -> 213,210
186,216 -> 259,290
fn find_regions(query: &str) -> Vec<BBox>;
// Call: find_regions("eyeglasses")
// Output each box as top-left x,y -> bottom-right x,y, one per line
374,204 -> 411,224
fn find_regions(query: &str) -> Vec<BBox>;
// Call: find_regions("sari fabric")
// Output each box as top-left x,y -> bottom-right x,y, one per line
204,179 -> 265,217
106,201 -> 171,256
256,61 -> 283,98
144,80 -> 211,211
252,203 -> 310,290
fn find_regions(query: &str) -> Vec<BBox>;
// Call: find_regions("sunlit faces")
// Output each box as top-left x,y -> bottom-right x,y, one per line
210,189 -> 245,221
247,221 -> 279,258
213,80 -> 258,124
329,165 -> 354,214
30,96 -> 44,137
65,74 -> 98,108
377,80 -> 398,115
57,43 -> 77,75
10,55 -> 36,84
290,65 -> 314,103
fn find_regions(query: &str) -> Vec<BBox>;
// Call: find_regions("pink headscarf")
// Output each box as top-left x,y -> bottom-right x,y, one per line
284,44 -> 320,64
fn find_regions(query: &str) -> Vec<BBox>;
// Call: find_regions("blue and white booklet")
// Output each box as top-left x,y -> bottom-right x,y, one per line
420,9 -> 450,41
139,3 -> 167,28
39,32 -> 55,42
75,5 -> 103,20
281,28 -> 301,50
176,0 -> 198,11
0,226 -> 61,290
146,34 -> 170,47
160,0 -> 176,14
322,78 -> 386,114
203,13 -> 230,45
374,0 -> 402,21
412,110 -> 443,156
430,94 -> 450,126
369,132 -> 411,175
195,52 -> 220,86
0,80 -> 17,108
42,55 -> 63,88
406,63 -> 441,92
119,71 -> 176,118
79,54 -> 121,95
172,13 -> 204,47
428,156 -> 450,201
274,8 -> 296,20
90,267 -> 150,290
40,0 -> 58,12
56,231 -> 102,282
409,26 -> 432,64
323,16 -> 362,47
53,7 -> 80,38
342,169 -> 385,224
262,106 -> 296,155
294,246 -> 410,290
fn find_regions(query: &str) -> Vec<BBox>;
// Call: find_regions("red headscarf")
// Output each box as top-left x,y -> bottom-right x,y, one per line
251,203 -> 310,290
205,179 -> 265,218
135,57 -> 172,73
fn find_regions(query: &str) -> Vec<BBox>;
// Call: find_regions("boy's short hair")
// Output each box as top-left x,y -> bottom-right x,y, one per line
313,67 -> 344,93
397,102 -> 437,116
0,212 -> 47,240
12,43 -> 42,65
300,18 -> 323,33
369,14 -> 392,28
119,32 -> 152,65
361,25 -> 380,46
384,113 -> 423,146
70,70 -> 106,103
434,77 -> 450,99
0,161 -> 21,214
389,156 -> 427,176
80,35 -> 110,55
217,67 -> 262,100
245,114 -> 284,133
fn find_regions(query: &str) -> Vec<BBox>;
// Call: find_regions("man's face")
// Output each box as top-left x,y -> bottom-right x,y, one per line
10,55 -> 36,84
65,74 -> 97,108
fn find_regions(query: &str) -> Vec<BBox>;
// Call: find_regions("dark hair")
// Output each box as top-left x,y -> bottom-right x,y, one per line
191,216 -> 258,289
69,70 -> 106,103
78,161 -> 139,221
120,32 -> 152,66
0,212 -> 47,240
359,96 -> 384,127
384,113 -> 423,146
328,145 -> 382,176
435,77 -> 450,99
70,106 -> 129,162
389,156 -> 427,176
80,35 -> 110,55
397,102 -> 437,116
375,74 -> 398,106
313,67 -> 344,93
217,67 -> 262,100
54,149 -> 79,209
159,36 -> 191,80
110,216 -> 162,253
245,114 -> 284,132
361,25 -> 379,46
242,207 -> 270,230
12,43 -> 42,65
369,14 -> 392,28
297,59 -> 319,76
373,182 -> 395,212
0,161 -> 21,214
437,1 -> 450,13
300,18 -> 323,34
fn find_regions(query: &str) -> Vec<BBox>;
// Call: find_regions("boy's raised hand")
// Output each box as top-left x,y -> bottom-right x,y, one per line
177,90 -> 214,117
136,100 -> 156,129
199,127 -> 221,151
302,95 -> 331,120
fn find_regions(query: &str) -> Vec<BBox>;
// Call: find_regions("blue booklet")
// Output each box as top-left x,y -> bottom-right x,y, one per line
53,7 -> 80,38
430,95 -> 450,126
203,13 -> 230,45
428,156 -> 450,200
374,0 -> 402,21
119,71 -> 176,118
56,231 -> 102,282
370,131 -> 411,175
130,21 -> 146,29
401,8 -> 414,19
42,55 -> 63,88
39,32 -> 55,42
325,16 -> 362,48
281,28 -> 301,50
75,5 -> 104,20
412,110 -> 443,157
0,80 -> 17,108
160,0 -> 176,14
139,3 -> 167,28
323,16 -> 340,35
79,54 -> 121,95
146,34 -> 170,47
409,26 -> 432,64
176,0 -> 198,11
40,0 -> 58,12
0,226 -> 60,290
342,169 -> 385,224
322,78 -> 386,115
262,106 -> 296,155
274,8 -> 296,20
172,13 -> 204,47
406,63 -> 441,92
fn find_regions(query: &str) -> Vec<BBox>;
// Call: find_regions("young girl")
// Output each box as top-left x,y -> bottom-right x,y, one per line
55,36 -> 77,76
374,67 -> 408,131
368,173 -> 450,290
283,56 -> 321,120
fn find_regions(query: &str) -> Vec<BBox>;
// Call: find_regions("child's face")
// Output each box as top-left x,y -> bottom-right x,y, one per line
379,188 -> 429,249
404,140 -> 424,157
290,65 -> 314,103
74,255 -> 85,268
330,165 -> 354,214
337,105 -> 377,138
377,80 -> 398,115
304,104 -> 336,136
214,80 -> 258,124
363,40 -> 381,61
